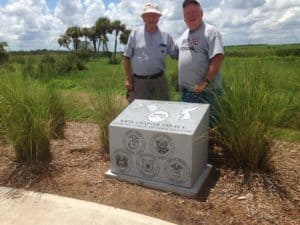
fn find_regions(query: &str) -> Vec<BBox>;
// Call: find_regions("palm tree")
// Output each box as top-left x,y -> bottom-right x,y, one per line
120,29 -> 131,45
57,34 -> 71,51
65,26 -> 82,51
95,17 -> 112,53
111,20 -> 125,59
87,26 -> 98,53
80,27 -> 90,51
101,35 -> 109,53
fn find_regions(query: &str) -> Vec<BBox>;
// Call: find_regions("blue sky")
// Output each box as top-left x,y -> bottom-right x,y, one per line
0,0 -> 299,50
46,0 -> 57,10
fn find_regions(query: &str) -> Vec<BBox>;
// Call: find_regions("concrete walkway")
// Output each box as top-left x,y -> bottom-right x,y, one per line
0,187 -> 176,225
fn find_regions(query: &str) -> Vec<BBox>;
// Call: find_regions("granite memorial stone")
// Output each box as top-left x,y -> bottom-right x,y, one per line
105,99 -> 212,197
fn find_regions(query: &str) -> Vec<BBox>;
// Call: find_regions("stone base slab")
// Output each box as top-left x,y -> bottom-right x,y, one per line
105,164 -> 213,198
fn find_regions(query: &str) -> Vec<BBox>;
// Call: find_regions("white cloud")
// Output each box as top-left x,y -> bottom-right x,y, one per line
0,0 -> 64,50
55,0 -> 85,25
54,0 -> 106,27
0,0 -> 299,50
221,0 -> 266,9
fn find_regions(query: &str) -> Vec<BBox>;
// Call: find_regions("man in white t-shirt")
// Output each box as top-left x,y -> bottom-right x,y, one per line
177,0 -> 224,128
124,2 -> 178,103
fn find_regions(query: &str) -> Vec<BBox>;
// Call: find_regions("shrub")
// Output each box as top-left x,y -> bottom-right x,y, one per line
21,54 -> 88,81
0,78 -> 65,163
108,55 -> 122,64
275,48 -> 300,57
0,52 -> 8,64
214,71 -> 297,171
93,91 -> 126,156
272,92 -> 300,130
56,54 -> 86,75
0,42 -> 9,64
38,55 -> 57,80
21,58 -> 37,79
47,88 -> 66,138
0,63 -> 15,73
55,55 -> 74,75
75,50 -> 93,63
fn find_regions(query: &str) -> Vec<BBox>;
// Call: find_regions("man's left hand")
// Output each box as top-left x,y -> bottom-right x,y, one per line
194,81 -> 208,93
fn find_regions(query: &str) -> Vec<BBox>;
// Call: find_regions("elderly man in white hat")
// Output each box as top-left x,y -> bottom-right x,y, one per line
123,2 -> 178,103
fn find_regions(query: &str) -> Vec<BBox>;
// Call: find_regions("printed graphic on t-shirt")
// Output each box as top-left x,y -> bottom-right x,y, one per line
180,38 -> 200,52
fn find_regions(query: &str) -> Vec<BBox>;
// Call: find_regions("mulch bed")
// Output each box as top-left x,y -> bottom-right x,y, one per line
0,121 -> 299,225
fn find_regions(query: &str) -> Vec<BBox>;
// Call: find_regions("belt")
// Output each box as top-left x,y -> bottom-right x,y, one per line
133,71 -> 163,79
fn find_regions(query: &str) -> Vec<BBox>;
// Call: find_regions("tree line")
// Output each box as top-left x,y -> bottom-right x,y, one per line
57,17 -> 131,59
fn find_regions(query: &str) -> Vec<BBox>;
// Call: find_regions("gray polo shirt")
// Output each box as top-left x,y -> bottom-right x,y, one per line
177,23 -> 224,91
124,26 -> 178,76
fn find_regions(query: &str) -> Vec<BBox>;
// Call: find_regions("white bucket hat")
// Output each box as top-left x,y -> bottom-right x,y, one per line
141,2 -> 162,16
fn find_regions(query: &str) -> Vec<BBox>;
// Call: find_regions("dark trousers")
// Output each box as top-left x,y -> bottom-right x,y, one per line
181,88 -> 221,128
127,75 -> 169,103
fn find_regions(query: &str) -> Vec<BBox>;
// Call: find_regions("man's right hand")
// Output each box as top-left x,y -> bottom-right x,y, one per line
125,79 -> 133,91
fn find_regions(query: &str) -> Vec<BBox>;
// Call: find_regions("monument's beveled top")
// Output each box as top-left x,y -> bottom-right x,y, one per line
110,99 -> 209,134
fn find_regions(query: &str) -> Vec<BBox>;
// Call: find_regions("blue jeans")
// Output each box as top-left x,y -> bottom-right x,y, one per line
181,88 -> 221,128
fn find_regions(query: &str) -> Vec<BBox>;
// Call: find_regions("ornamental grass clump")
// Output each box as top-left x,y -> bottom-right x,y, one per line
93,91 -> 126,155
214,70 -> 296,172
0,77 -> 65,164
46,88 -> 66,138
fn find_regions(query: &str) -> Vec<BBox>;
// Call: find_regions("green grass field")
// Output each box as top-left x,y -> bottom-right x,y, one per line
1,44 -> 299,169
2,44 -> 300,144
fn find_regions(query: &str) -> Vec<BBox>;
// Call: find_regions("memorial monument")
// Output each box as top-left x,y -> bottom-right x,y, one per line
105,99 -> 212,197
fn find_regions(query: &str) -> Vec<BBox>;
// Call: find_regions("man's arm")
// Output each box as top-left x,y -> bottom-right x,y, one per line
194,54 -> 224,93
124,56 -> 133,91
